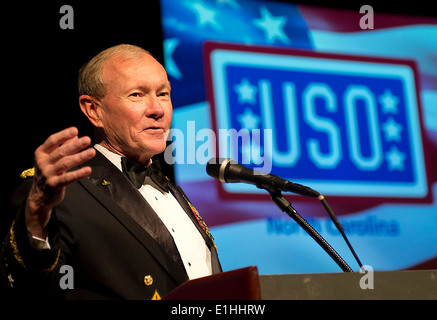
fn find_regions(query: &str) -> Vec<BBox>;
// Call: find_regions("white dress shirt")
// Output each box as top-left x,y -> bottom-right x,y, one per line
94,144 -> 212,280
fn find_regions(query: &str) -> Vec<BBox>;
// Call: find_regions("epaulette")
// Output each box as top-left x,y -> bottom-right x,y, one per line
20,167 -> 35,179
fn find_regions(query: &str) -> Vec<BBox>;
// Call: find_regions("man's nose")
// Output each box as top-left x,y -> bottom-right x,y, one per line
145,97 -> 165,118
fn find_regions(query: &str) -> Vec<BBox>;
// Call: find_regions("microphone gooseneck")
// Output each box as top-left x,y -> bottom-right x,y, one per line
206,157 -> 363,271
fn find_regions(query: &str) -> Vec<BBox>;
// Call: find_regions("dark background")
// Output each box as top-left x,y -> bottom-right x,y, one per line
1,0 -> 435,252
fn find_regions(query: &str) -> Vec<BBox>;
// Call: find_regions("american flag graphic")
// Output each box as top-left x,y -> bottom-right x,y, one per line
160,0 -> 437,273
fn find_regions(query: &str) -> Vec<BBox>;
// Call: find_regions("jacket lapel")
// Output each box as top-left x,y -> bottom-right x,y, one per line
78,151 -> 188,285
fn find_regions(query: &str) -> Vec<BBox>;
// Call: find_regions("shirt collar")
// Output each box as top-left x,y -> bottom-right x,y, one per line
94,144 -> 153,172
94,144 -> 123,171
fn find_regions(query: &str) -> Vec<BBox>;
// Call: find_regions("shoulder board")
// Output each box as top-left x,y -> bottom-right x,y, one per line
20,167 -> 35,179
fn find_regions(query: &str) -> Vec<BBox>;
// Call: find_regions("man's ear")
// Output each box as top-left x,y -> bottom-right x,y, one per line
79,95 -> 104,128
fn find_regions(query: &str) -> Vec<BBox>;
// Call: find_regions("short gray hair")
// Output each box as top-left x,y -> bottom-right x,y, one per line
78,44 -> 150,99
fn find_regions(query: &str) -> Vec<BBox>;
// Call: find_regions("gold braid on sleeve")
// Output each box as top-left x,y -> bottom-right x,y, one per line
9,221 -> 61,273
9,221 -> 25,268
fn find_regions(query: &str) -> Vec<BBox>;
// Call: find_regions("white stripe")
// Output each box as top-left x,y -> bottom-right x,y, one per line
309,25 -> 437,77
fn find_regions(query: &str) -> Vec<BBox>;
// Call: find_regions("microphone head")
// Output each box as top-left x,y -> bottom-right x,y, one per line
206,158 -> 236,182
206,158 -> 223,179
206,158 -> 320,197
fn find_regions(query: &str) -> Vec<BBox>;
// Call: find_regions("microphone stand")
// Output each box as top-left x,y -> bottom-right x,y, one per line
267,188 -> 353,272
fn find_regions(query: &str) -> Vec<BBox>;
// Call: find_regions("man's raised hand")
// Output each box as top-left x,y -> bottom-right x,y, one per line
26,127 -> 96,238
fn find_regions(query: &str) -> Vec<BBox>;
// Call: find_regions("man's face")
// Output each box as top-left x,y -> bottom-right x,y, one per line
96,52 -> 172,164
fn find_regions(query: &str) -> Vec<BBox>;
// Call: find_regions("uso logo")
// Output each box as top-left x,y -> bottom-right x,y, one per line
204,42 -> 428,200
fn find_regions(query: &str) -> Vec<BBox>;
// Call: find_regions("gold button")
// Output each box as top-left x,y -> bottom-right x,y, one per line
144,275 -> 153,286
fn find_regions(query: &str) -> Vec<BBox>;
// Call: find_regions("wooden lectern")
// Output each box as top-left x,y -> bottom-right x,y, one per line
163,266 -> 437,300
163,266 -> 261,300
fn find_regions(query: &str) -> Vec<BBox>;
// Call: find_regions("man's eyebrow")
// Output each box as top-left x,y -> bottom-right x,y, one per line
159,81 -> 171,91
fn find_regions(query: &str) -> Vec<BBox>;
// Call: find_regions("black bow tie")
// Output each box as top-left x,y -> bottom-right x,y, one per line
121,157 -> 169,192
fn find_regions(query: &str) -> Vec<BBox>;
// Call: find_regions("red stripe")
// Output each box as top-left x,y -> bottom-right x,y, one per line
298,5 -> 437,33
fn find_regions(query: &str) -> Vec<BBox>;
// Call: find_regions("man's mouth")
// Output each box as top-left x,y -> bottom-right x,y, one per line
143,126 -> 165,133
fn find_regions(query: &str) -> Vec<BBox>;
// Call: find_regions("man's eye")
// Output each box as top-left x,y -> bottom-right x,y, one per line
129,92 -> 142,98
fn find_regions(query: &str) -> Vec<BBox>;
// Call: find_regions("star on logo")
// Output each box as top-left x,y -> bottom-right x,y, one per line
164,38 -> 182,80
382,117 -> 403,142
189,1 -> 222,32
234,78 -> 257,105
253,6 -> 291,44
237,108 -> 260,130
385,145 -> 406,171
379,89 -> 399,114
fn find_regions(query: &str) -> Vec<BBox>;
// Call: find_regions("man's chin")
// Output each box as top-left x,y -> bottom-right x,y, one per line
139,142 -> 166,157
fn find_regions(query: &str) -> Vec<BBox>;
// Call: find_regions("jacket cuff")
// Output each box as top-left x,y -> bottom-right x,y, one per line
8,202 -> 60,273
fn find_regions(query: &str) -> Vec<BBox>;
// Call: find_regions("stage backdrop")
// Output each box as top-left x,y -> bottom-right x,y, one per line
160,0 -> 437,273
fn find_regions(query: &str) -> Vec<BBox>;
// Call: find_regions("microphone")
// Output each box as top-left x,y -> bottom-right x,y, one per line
207,158 -> 363,270
206,158 -> 320,198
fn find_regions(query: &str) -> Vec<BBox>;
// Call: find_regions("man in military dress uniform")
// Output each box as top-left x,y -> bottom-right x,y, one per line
1,44 -> 221,299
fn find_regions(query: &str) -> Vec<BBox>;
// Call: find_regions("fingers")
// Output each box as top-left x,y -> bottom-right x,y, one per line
45,148 -> 96,184
46,166 -> 93,189
49,135 -> 91,163
34,127 -> 96,189
46,137 -> 94,175
40,127 -> 79,154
